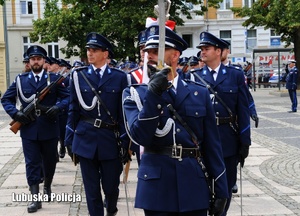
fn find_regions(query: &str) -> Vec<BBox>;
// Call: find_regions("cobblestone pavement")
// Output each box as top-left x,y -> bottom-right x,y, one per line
0,88 -> 300,215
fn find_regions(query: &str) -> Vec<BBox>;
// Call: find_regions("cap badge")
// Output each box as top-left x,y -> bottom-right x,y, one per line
149,27 -> 156,36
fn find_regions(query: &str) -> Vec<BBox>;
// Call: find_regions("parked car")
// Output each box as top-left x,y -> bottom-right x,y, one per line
268,69 -> 287,87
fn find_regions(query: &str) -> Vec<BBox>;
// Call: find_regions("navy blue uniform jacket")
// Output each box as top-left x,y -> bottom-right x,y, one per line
191,64 -> 251,157
122,77 -> 228,212
65,65 -> 128,160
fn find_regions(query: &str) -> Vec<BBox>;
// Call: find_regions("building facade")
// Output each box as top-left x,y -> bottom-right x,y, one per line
1,0 -> 292,89
0,5 -> 7,95
3,0 -> 77,86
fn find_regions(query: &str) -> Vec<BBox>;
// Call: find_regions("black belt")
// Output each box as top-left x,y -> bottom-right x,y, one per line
80,116 -> 116,130
216,116 -> 236,125
144,146 -> 201,159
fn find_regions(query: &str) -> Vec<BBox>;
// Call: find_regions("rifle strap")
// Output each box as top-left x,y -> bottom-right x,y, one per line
191,72 -> 238,133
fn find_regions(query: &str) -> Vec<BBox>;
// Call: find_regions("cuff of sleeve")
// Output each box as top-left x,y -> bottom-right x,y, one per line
139,90 -> 164,119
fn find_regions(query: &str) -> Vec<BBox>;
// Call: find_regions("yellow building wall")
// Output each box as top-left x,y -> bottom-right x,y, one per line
0,5 -> 7,95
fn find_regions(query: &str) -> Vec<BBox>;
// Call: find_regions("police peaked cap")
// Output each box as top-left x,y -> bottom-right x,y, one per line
48,56 -> 61,65
85,32 -> 113,55
44,56 -> 51,64
197,32 -> 227,49
26,45 -> 47,58
143,25 -> 188,54
109,59 -> 118,67
58,58 -> 72,69
178,57 -> 189,66
23,52 -> 29,62
189,56 -> 199,65
288,59 -> 296,64
220,39 -> 231,49
138,30 -> 147,47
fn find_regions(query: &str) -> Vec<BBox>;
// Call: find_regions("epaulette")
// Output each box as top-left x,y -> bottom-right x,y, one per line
72,66 -> 89,72
227,64 -> 243,71
184,79 -> 206,88
188,67 -> 202,73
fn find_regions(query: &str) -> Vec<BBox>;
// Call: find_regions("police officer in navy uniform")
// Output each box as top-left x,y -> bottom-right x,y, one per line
123,25 -> 228,216
220,38 -> 258,194
220,39 -> 259,128
1,45 -> 70,213
192,32 -> 251,215
286,59 -> 298,112
65,32 -> 129,216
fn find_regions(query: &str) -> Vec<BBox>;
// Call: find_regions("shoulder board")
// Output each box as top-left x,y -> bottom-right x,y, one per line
184,79 -> 206,88
19,72 -> 29,77
227,64 -> 243,71
114,68 -> 128,74
72,66 -> 89,72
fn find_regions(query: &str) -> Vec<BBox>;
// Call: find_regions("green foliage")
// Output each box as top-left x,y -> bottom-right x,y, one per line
29,0 -> 220,60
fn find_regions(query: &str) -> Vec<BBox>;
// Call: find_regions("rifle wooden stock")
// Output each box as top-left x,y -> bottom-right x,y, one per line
9,69 -> 69,134
244,63 -> 253,73
181,63 -> 189,73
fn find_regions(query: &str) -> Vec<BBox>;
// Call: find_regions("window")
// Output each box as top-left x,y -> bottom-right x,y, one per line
246,29 -> 257,53
220,30 -> 232,51
20,1 -> 33,15
182,34 -> 193,48
23,37 -> 32,52
270,29 -> 280,37
48,42 -> 59,58
219,0 -> 231,10
244,0 -> 256,8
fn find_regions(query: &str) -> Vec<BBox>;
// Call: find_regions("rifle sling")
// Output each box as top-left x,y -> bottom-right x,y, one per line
192,72 -> 234,117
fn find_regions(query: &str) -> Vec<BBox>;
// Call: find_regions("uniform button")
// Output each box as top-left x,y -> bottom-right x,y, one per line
144,174 -> 148,179
215,91 -> 217,94
195,112 -> 199,116
112,90 -> 115,92
157,104 -> 162,109
216,112 -> 219,115
215,102 -> 218,105
176,128 -> 181,133
230,90 -> 232,92
99,91 -> 101,94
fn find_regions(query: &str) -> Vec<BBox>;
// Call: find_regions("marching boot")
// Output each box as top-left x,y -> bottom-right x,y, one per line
27,184 -> 42,213
43,178 -> 52,202
106,209 -> 118,216
58,139 -> 66,158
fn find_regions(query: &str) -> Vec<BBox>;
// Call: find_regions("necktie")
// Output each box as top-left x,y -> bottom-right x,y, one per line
35,75 -> 40,86
95,68 -> 101,84
211,70 -> 217,81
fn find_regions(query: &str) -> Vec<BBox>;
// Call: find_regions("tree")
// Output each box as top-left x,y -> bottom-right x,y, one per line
29,0 -> 222,61
231,0 -> 300,84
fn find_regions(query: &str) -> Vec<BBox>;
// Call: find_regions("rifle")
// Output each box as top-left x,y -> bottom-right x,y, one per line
9,68 -> 70,134
244,62 -> 253,73
181,57 -> 193,74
